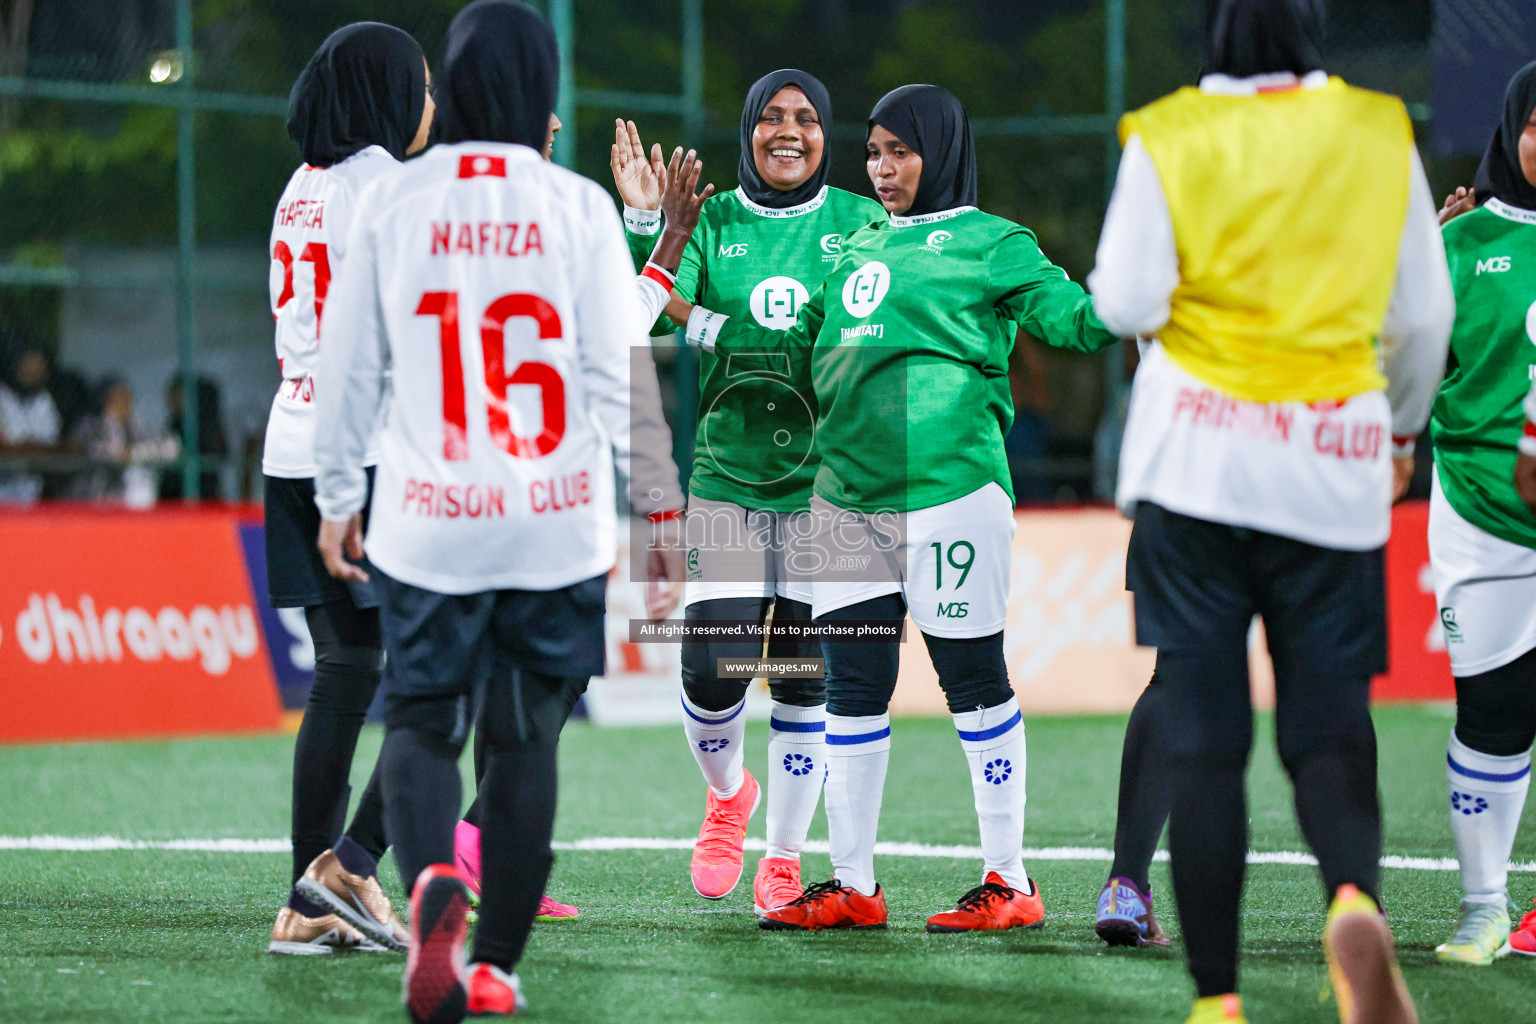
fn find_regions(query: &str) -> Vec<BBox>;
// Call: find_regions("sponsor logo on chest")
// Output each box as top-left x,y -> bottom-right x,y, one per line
841,261 -> 891,318
750,277 -> 809,329
1477,256 -> 1512,275
718,242 -> 749,258
921,230 -> 952,255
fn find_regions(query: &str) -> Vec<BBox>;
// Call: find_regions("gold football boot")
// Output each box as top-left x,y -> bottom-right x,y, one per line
295,847 -> 409,952
267,905 -> 382,955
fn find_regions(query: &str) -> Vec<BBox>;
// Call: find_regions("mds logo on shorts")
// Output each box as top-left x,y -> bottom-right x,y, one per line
936,601 -> 969,618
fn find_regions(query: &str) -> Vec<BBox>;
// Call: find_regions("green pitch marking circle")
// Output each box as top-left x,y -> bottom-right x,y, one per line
702,378 -> 815,486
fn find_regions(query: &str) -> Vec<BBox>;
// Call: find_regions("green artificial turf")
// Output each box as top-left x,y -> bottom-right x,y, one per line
0,704 -> 1531,1023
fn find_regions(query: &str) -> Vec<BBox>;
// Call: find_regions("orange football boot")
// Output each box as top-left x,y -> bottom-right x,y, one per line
465,962 -> 525,1018
758,879 -> 888,930
1512,903 -> 1536,956
753,857 -> 804,914
690,770 -> 760,899
926,872 -> 1045,932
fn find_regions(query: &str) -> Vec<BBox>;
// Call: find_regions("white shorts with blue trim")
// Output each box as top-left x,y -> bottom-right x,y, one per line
681,495 -> 814,609
805,483 -> 1015,639
1429,473 -> 1536,677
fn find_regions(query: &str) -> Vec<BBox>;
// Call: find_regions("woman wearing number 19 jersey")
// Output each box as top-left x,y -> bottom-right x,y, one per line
262,22 -> 431,955
615,70 -> 884,913
1431,61 -> 1536,966
677,85 -> 1117,931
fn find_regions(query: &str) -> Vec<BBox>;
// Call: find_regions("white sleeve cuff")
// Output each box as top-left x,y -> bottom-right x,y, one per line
685,306 -> 728,350
623,205 -> 662,235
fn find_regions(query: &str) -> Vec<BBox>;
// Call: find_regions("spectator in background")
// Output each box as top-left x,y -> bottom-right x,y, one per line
0,347 -> 62,505
69,376 -> 177,506
159,375 -> 228,501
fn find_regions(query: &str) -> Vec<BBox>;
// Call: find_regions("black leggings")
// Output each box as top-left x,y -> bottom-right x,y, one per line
818,595 -> 1013,716
382,667 -> 588,973
289,598 -> 386,884
1455,645 -> 1536,756
680,596 -> 826,712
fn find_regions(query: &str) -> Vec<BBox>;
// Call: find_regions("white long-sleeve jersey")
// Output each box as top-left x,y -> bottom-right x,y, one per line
1088,70 -> 1454,550
314,141 -> 683,594
262,145 -> 397,478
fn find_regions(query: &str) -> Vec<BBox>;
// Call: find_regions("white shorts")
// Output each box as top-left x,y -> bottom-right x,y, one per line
804,482 -> 1014,639
1429,473 -> 1536,676
681,495 -> 814,609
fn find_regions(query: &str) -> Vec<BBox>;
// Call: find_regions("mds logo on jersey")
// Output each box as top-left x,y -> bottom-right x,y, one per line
718,242 -> 749,258
1476,256 -> 1512,275
936,601 -> 969,618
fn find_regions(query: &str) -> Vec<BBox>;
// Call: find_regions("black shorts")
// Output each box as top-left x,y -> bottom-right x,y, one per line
373,569 -> 608,700
264,470 -> 377,609
1125,502 -> 1387,678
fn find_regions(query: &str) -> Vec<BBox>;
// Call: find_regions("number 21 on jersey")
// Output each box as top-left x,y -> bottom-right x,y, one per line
415,291 -> 568,462
272,241 -> 331,335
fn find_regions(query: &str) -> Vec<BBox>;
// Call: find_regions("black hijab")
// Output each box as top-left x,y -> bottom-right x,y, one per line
287,22 -> 425,167
437,0 -> 558,150
1202,0 -> 1324,79
867,85 -> 977,217
737,69 -> 833,209
1474,62 -> 1536,212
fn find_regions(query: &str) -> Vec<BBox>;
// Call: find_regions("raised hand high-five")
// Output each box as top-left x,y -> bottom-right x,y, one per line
659,147 -> 714,236
610,118 -> 667,211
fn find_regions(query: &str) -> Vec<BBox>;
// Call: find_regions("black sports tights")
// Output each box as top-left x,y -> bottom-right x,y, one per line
1455,645 -> 1536,756
289,598 -> 386,884
1158,643 -> 1380,998
382,667 -> 588,974
818,595 -> 1013,716
680,596 -> 827,712
1108,665 -> 1172,894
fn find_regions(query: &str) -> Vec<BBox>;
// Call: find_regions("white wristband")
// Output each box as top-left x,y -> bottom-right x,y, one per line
685,306 -> 728,351
623,205 -> 662,235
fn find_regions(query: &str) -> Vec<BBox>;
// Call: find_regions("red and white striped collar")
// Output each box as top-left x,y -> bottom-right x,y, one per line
1198,69 -> 1329,96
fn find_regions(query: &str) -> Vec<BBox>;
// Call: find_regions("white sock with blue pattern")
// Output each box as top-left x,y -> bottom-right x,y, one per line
682,695 -> 746,800
824,712 -> 890,897
953,697 -> 1030,893
1447,731 -> 1530,904
764,701 -> 826,862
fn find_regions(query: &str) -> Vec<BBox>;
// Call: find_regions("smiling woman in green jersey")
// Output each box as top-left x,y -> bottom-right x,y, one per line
672,84 -> 1116,934
1430,60 -> 1536,966
611,70 -> 884,919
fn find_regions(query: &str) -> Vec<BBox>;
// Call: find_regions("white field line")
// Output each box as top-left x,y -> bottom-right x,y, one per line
0,834 -> 1528,873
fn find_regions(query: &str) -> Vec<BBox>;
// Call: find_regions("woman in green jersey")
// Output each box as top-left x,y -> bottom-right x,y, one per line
611,70 -> 885,916
1430,60 -> 1536,965
674,84 -> 1117,931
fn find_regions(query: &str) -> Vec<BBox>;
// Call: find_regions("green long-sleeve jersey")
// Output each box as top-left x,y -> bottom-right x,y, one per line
1431,199 -> 1536,548
625,185 -> 885,511
703,206 -> 1117,513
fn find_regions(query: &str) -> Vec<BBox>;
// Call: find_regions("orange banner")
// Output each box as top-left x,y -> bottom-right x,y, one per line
0,509 -> 282,742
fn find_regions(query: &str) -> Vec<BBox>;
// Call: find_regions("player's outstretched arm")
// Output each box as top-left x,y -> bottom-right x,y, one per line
634,148 -> 714,327
672,278 -> 825,360
574,189 -> 686,619
996,229 -> 1118,355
